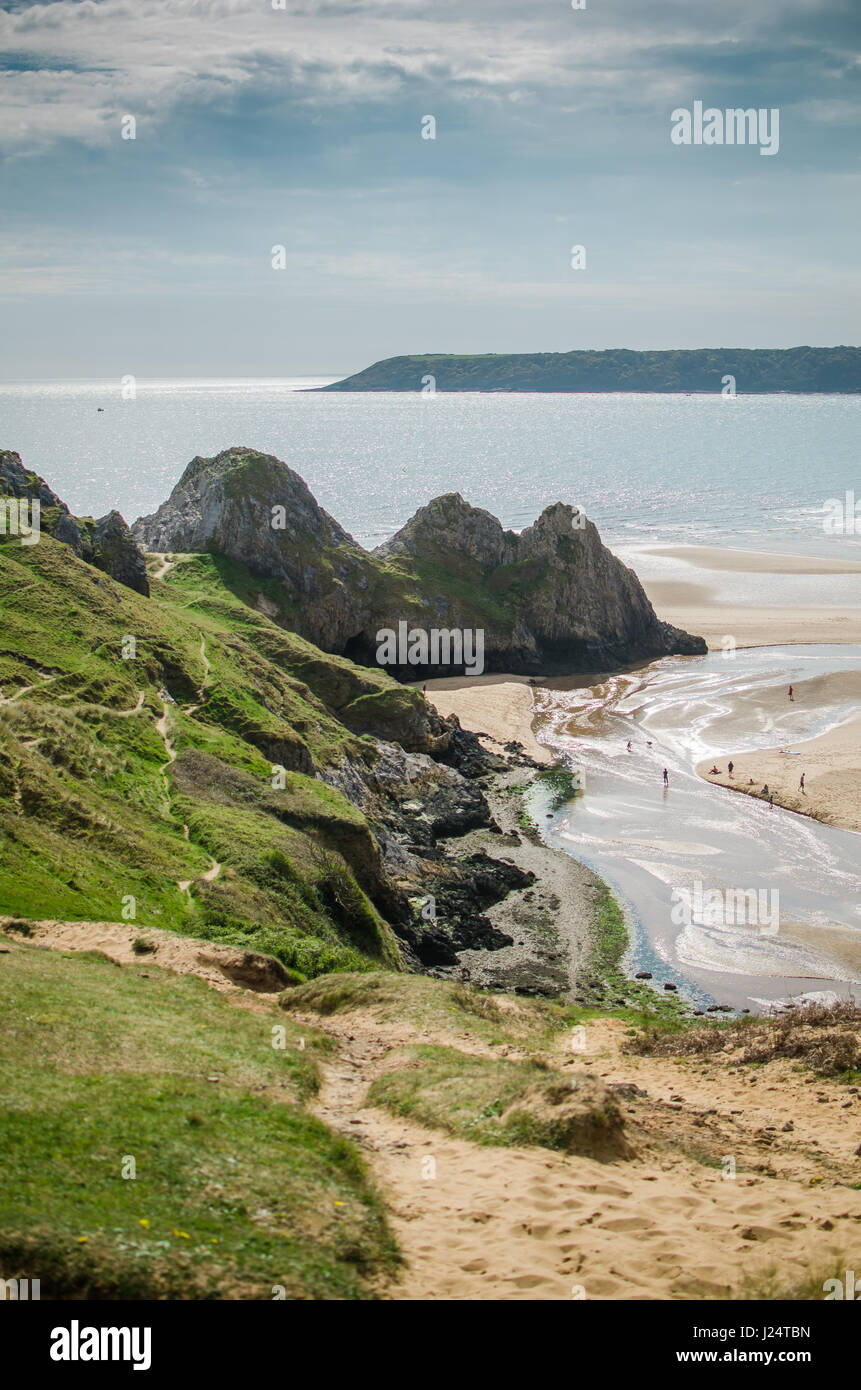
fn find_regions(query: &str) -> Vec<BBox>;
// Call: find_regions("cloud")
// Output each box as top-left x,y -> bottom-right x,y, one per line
1,0 -> 856,156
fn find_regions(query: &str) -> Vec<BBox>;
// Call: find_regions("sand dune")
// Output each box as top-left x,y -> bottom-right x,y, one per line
10,920 -> 857,1302
307,1011 -> 861,1301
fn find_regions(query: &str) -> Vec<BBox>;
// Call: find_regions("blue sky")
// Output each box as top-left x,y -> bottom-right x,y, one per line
1,0 -> 859,375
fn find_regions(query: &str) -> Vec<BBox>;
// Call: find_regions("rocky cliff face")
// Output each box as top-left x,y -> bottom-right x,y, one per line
132,446 -> 705,674
374,492 -> 704,670
133,447 -> 373,648
0,451 -> 149,596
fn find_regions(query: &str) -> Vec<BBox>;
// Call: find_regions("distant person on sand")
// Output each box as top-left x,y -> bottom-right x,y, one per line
663,768 -> 669,787
422,683 -> 427,694
800,772 -> 805,793
788,685 -> 794,701
761,784 -> 769,797
748,777 -> 755,785
769,794 -> 774,809
727,760 -> 734,777
709,764 -> 720,775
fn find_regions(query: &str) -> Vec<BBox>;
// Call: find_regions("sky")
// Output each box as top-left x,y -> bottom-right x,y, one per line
1,0 -> 859,376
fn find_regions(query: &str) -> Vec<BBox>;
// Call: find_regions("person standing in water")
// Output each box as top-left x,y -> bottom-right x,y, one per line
662,768 -> 669,787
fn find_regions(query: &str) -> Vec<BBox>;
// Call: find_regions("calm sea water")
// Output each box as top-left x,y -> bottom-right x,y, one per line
1,378 -> 859,557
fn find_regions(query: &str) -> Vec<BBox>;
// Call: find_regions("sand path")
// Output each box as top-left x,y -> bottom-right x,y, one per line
150,553 -> 176,582
156,689 -> 221,893
300,1008 -> 861,1300
4,918 -> 858,1299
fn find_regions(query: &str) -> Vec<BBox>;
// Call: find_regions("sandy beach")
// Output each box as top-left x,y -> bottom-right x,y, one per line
697,708 -> 861,834
638,544 -> 861,648
423,674 -> 554,764
643,586 -> 861,650
426,547 -> 861,845
643,545 -> 861,576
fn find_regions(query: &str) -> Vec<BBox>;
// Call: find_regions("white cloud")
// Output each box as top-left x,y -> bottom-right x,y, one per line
2,0 -> 844,155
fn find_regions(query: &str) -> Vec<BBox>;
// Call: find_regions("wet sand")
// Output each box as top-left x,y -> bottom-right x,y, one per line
643,583 -> 861,650
643,545 -> 861,575
638,544 -> 861,648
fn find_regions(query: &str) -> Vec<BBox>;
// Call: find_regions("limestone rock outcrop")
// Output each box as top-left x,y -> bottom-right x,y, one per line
132,446 -> 706,674
0,451 -> 149,596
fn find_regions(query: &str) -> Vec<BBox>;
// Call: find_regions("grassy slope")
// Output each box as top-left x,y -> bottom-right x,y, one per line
162,454 -> 563,647
0,535 -> 421,978
281,970 -> 576,1047
283,972 -> 678,1156
0,942 -> 396,1298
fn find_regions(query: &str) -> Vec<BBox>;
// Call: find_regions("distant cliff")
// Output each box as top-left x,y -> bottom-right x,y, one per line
321,347 -> 861,394
132,446 -> 705,674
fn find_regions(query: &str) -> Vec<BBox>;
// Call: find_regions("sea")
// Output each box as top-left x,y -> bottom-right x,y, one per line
3,376 -> 860,1009
1,377 -> 859,560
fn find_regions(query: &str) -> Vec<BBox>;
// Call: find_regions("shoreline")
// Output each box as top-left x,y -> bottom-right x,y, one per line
636,543 -> 861,649
696,708 -> 861,836
424,573 -> 861,1011
438,763 -> 693,1018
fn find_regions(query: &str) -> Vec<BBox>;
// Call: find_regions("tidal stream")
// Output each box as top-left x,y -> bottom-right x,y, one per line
534,644 -> 861,1011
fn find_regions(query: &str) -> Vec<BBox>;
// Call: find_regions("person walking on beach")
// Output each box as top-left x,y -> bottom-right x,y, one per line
788,685 -> 794,701
727,760 -> 734,778
662,767 -> 669,787
800,772 -> 805,793
769,794 -> 774,810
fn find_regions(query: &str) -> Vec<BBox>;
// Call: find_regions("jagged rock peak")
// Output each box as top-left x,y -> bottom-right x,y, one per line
133,446 -> 356,554
374,493 -> 518,568
130,445 -> 707,672
0,450 -> 149,596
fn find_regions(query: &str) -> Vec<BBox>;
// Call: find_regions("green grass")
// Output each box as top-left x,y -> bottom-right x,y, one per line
0,942 -> 396,1298
281,970 -> 577,1048
367,1044 -> 629,1156
0,534 -> 419,977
